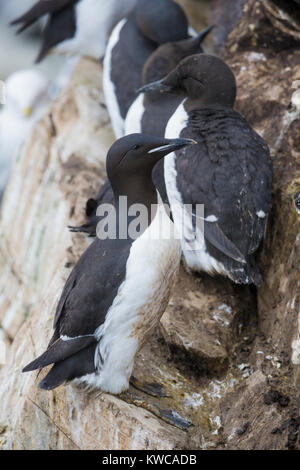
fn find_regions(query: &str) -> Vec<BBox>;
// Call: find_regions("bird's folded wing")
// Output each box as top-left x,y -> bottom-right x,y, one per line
35,5 -> 76,63
53,272 -> 76,329
203,220 -> 247,264
23,335 -> 96,372
248,214 -> 267,255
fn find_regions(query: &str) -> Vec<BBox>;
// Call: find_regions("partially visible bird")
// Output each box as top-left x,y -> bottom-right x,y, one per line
22,133 -> 195,393
10,0 -> 137,63
1,0 -> 42,35
295,193 -> 300,215
0,69 -> 50,201
139,54 -> 273,286
125,26 -> 214,139
103,0 -> 192,138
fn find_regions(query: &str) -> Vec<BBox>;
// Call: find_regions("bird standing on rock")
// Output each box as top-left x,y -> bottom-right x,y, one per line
23,134 -> 195,393
103,0 -> 192,138
140,54 -> 273,285
10,0 -> 137,63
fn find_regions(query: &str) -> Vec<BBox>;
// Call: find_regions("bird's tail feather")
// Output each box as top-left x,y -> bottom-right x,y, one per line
10,0 -> 74,31
68,216 -> 98,237
11,1 -> 56,32
227,258 -> 262,287
23,335 -> 95,372
203,220 -> 247,264
38,343 -> 97,391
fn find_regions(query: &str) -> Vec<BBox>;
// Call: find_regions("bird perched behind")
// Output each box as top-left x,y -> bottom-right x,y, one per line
10,0 -> 137,63
23,134 -> 195,393
1,0 -> 43,35
69,26 -> 213,236
103,0 -> 192,138
0,69 -> 50,202
125,26 -> 214,139
139,54 -> 273,286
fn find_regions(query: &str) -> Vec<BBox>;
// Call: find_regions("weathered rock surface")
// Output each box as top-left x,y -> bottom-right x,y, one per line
160,266 -> 256,374
0,0 -> 299,450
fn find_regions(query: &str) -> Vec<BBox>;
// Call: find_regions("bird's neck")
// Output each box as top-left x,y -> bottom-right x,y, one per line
185,97 -> 234,113
114,175 -> 157,204
113,178 -> 160,239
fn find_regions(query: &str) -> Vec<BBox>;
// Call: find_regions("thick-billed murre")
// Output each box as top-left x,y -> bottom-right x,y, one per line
139,54 -> 273,285
23,134 -> 195,393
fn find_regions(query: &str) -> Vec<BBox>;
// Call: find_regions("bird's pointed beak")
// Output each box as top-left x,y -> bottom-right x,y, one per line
23,106 -> 32,117
137,79 -> 172,95
148,138 -> 197,155
193,25 -> 215,45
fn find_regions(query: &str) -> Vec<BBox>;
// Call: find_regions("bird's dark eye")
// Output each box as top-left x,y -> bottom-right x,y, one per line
133,144 -> 140,150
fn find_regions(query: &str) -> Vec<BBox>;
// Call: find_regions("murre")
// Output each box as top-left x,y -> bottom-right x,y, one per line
23,133 -> 195,393
139,54 -> 273,285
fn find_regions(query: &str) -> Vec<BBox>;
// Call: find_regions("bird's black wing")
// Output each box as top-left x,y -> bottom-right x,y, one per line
24,237 -> 130,372
176,106 -> 272,281
11,0 -> 78,62
22,335 -> 95,371
110,13 -> 156,119
11,0 -> 78,32
54,238 -> 129,337
35,4 -> 77,62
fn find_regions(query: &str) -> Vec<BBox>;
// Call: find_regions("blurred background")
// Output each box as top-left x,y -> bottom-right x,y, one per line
0,0 -> 64,81
0,0 -> 212,82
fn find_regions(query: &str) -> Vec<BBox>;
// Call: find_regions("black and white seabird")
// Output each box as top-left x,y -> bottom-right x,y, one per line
125,26 -> 214,139
23,134 -> 195,393
139,54 -> 273,285
10,0 -> 137,63
125,26 -> 213,201
68,27 -> 213,236
103,0 -> 192,138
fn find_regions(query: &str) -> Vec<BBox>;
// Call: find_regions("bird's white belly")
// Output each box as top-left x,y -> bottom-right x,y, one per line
124,93 -> 145,135
77,200 -> 181,394
164,102 -> 226,276
102,18 -> 128,138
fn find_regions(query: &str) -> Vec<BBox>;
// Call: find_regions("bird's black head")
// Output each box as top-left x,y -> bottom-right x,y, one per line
107,133 -> 196,200
136,0 -> 188,45
142,26 -> 214,86
139,54 -> 237,108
